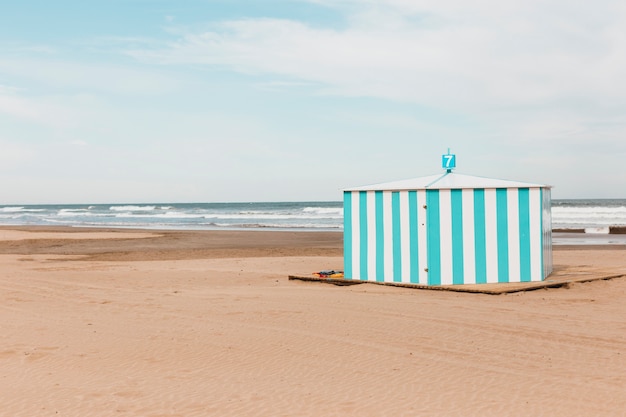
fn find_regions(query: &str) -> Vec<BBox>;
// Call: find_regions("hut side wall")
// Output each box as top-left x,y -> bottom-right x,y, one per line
542,187 -> 553,278
344,187 -> 549,285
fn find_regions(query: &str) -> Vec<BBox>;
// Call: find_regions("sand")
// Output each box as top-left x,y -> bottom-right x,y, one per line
0,227 -> 625,416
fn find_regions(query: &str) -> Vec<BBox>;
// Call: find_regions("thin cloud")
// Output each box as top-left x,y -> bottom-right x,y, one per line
1,41 -> 58,55
0,140 -> 34,171
0,57 -> 181,95
125,1 -> 626,114
0,90 -> 74,128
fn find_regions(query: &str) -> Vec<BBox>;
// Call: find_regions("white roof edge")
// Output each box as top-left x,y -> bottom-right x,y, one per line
344,172 -> 551,191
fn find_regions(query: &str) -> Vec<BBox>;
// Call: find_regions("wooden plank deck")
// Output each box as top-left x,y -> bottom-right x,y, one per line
289,266 -> 626,294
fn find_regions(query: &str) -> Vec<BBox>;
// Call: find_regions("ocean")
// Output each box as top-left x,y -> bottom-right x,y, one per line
0,202 -> 344,231
551,199 -> 626,232
1,199 -> 625,233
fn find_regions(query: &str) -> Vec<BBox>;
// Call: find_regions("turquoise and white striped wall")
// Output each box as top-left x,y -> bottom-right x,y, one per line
343,173 -> 552,285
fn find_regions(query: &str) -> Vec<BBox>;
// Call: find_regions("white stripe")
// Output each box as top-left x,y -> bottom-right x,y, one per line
418,190 -> 429,284
399,191 -> 411,283
439,190 -> 453,285
484,189 -> 499,283
529,188 -> 541,281
383,191 -> 394,282
462,189 -> 476,284
507,190 -> 521,282
417,190 -> 428,284
367,191 -> 377,281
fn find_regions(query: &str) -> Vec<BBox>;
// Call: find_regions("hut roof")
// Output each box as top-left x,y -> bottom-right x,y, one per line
345,172 -> 549,192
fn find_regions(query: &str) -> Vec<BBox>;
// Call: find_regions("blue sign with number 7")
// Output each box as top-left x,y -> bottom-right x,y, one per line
442,153 -> 456,170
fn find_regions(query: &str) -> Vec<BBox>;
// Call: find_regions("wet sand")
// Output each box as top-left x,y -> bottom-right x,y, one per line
0,227 -> 625,416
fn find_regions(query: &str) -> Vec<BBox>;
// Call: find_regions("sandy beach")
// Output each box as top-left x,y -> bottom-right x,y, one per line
0,227 -> 625,416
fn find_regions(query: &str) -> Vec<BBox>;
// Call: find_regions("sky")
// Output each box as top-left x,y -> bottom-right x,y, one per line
1,0 -> 625,204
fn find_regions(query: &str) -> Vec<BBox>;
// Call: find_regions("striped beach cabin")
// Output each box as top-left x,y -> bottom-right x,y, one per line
343,172 -> 552,286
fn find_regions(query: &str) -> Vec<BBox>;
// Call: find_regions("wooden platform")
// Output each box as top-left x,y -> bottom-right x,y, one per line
289,266 -> 626,294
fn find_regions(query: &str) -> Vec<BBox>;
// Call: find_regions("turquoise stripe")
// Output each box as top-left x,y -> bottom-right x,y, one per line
343,192 -> 353,280
408,191 -> 419,283
538,188 -> 547,280
392,192 -> 402,282
426,190 -> 441,285
375,191 -> 385,282
496,189 -> 509,283
518,188 -> 531,282
451,189 -> 464,285
359,191 -> 368,281
473,189 -> 487,284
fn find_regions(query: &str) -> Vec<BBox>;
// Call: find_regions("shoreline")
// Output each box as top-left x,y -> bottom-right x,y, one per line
0,226 -> 344,261
2,226 -> 626,254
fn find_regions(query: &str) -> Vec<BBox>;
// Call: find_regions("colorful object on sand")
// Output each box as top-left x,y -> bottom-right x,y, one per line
313,270 -> 344,278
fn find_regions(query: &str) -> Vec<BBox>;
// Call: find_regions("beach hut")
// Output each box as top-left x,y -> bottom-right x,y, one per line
343,153 -> 552,286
